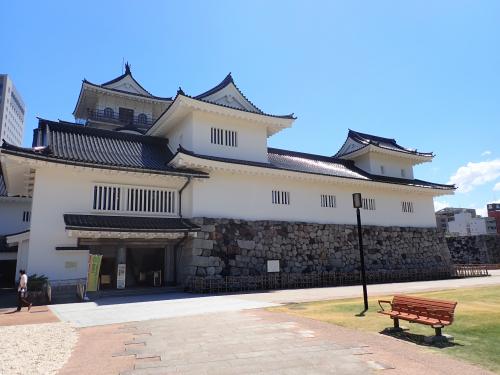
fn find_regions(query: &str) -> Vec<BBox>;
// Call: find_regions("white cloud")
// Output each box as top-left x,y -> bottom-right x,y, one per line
475,207 -> 488,217
481,150 -> 492,157
494,182 -> 500,191
448,159 -> 500,193
434,200 -> 450,212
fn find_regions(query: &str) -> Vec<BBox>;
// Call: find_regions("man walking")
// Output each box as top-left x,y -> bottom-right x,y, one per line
17,270 -> 32,312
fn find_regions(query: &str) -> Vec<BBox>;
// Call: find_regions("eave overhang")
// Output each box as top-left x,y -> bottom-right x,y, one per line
169,151 -> 455,196
339,144 -> 434,165
6,230 -> 30,245
147,94 -> 295,138
0,147 -> 209,180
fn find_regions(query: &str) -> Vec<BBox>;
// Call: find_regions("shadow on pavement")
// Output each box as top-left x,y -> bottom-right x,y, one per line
380,328 -> 462,349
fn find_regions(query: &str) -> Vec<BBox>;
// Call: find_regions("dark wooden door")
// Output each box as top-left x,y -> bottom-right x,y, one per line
119,107 -> 134,125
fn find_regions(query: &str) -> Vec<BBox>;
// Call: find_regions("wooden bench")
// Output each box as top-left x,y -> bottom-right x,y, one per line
378,295 -> 457,336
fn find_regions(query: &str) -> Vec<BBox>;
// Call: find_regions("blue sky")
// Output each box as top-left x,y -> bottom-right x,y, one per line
1,1 -> 500,214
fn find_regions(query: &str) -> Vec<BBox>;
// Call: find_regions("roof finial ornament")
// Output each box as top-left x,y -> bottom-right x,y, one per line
177,87 -> 185,95
125,62 -> 131,75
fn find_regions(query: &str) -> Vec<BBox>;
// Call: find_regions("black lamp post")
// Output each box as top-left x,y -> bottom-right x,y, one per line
352,193 -> 368,311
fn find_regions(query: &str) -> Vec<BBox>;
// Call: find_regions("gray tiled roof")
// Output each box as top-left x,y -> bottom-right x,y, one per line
1,119 -> 207,178
268,148 -> 369,180
63,214 -> 200,232
177,146 -> 454,191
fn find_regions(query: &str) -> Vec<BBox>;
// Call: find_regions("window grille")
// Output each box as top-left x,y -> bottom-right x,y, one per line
401,169 -> 406,177
320,194 -> 336,208
92,184 -> 176,215
272,190 -> 290,205
137,113 -> 148,124
210,127 -> 237,147
22,211 -> 30,222
362,198 -> 376,210
380,165 -> 385,174
103,107 -> 114,118
401,201 -> 414,213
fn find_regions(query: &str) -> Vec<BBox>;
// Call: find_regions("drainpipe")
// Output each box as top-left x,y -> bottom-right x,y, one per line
173,176 -> 192,285
178,176 -> 192,218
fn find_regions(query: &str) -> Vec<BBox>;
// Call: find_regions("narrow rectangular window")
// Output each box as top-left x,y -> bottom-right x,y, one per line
362,198 -> 376,210
272,190 -> 290,205
402,201 -> 414,213
210,127 -> 238,147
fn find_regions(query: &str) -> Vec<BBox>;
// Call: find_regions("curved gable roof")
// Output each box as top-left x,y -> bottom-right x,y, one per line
194,73 -> 263,114
335,129 -> 434,158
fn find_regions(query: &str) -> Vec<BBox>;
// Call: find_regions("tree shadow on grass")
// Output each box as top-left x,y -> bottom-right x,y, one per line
380,328 -> 463,349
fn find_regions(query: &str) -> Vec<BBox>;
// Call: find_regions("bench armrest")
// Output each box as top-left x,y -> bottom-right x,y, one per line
378,300 -> 392,312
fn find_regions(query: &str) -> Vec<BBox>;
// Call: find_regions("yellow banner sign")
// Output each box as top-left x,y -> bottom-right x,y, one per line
86,255 -> 102,292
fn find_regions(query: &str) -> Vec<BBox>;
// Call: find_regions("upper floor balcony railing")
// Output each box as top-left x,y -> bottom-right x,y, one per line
86,108 -> 156,127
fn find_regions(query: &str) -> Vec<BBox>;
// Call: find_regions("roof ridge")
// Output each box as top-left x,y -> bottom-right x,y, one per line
38,118 -> 169,144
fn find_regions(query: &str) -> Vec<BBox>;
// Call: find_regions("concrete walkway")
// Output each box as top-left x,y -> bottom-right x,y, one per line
50,293 -> 278,327
50,272 -> 500,327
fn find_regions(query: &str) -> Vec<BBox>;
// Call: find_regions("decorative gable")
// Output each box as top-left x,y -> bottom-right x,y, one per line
102,75 -> 150,96
195,73 -> 263,114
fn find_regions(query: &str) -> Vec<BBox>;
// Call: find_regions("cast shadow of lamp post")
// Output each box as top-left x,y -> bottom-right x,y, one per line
352,193 -> 369,316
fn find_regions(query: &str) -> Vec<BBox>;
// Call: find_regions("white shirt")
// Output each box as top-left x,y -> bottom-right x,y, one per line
18,274 -> 28,291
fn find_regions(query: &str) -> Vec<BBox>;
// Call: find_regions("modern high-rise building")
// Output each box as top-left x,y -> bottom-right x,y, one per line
0,75 -> 25,146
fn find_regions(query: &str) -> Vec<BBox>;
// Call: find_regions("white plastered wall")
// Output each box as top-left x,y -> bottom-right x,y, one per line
167,111 -> 269,163
0,198 -> 31,235
27,165 -> 188,281
189,170 -> 437,227
353,153 -> 415,179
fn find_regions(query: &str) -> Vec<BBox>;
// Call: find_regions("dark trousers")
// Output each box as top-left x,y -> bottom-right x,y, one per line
17,290 -> 30,311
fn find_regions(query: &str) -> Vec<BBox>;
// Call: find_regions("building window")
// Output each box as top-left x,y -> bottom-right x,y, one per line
211,127 -> 237,147
401,201 -> 414,213
380,166 -> 385,174
272,190 -> 290,205
92,184 -> 176,214
22,211 -> 31,222
103,107 -> 114,118
401,169 -> 406,177
362,198 -> 376,210
320,194 -> 336,208
137,113 -> 148,124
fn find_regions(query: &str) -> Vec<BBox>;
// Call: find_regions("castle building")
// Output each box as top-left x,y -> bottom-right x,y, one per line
0,65 -> 455,288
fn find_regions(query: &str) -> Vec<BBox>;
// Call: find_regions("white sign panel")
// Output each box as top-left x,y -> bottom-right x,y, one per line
267,260 -> 280,273
117,263 -> 126,289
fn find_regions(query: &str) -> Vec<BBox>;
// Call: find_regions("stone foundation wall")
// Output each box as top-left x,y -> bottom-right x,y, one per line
180,218 -> 452,282
446,235 -> 500,264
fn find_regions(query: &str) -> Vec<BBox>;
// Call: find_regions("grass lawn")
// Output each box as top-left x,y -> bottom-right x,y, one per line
270,286 -> 500,373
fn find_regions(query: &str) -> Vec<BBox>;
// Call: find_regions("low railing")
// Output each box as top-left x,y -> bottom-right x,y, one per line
452,264 -> 490,277
86,108 -> 155,127
185,267 -> 455,294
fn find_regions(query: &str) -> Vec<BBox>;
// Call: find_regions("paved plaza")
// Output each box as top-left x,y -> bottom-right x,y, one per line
2,273 -> 499,374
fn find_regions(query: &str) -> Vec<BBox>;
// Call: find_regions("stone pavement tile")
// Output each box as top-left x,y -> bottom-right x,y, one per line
0,306 -> 59,326
60,323 -> 135,375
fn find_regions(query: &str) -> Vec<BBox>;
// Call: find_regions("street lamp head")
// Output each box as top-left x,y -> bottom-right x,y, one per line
352,193 -> 362,208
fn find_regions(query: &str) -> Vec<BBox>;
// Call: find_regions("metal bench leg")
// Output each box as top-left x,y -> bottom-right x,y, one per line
393,318 -> 400,329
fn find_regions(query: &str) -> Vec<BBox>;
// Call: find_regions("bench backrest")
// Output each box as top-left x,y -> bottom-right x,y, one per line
392,295 -> 457,323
